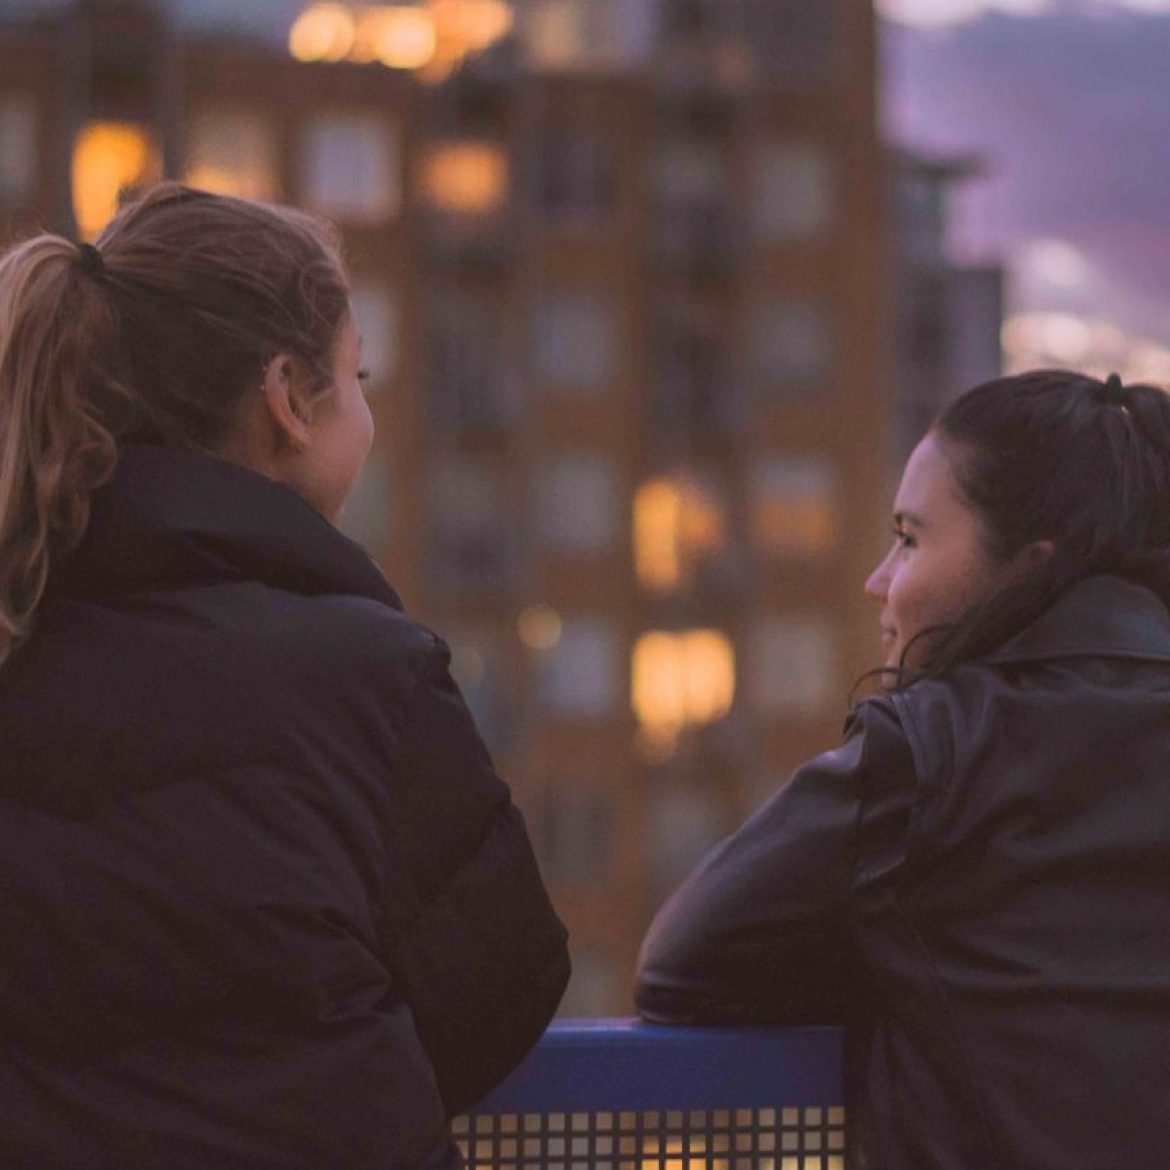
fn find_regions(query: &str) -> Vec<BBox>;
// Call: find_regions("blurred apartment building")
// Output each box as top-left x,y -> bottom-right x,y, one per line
889,148 -> 1003,468
0,0 -> 886,1013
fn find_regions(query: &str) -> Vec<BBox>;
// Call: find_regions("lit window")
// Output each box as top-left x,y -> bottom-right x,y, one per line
359,6 -> 437,69
301,113 -> 398,222
429,291 -> 514,428
184,109 -> 276,201
520,0 -> 659,72
0,93 -> 36,206
289,3 -> 357,62
753,142 -> 833,242
72,121 -> 159,242
537,782 -> 614,884
631,629 -> 735,751
650,786 -> 726,895
633,474 -> 727,593
753,299 -> 833,392
532,292 -> 619,393
752,455 -> 838,559
518,605 -> 563,651
428,459 -> 513,592
418,139 -> 508,216
750,616 -> 837,715
538,616 -> 620,719
339,448 -> 393,558
350,280 -> 398,388
539,453 -> 620,555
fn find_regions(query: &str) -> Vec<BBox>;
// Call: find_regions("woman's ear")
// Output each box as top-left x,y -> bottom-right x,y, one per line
260,354 -> 313,452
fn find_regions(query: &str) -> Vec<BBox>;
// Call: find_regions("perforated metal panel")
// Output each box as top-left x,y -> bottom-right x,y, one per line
455,1020 -> 847,1170
455,1104 -> 847,1169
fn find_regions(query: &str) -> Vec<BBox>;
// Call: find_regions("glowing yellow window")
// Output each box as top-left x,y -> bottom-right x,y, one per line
288,3 -> 357,62
419,140 -> 509,216
72,121 -> 159,242
631,629 -> 735,752
633,475 -> 726,593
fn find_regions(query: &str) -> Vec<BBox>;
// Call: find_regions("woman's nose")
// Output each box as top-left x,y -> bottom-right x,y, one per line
865,555 -> 891,602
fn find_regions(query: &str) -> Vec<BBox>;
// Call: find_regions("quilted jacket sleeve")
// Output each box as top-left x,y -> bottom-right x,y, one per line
635,701 -> 906,1026
368,632 -> 570,1117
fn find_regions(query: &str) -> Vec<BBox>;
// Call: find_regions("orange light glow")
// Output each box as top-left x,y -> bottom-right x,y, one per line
518,605 -> 563,651
365,6 -> 437,68
430,0 -> 513,51
632,629 -> 735,749
289,3 -> 357,62
633,476 -> 726,593
420,141 -> 508,214
72,122 -> 155,242
289,2 -> 513,76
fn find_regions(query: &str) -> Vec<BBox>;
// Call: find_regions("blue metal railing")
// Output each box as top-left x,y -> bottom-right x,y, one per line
456,1019 -> 846,1169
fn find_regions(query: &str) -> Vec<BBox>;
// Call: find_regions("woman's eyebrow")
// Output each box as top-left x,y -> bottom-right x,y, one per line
894,510 -> 926,529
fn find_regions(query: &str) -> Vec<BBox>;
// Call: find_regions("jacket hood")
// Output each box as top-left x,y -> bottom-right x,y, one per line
55,443 -> 402,609
986,574 -> 1170,665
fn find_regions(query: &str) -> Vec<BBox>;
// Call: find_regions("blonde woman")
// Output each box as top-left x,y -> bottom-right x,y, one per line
0,184 -> 568,1169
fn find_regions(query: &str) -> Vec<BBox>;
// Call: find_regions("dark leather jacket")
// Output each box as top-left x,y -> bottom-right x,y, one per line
0,445 -> 569,1169
637,576 -> 1170,1169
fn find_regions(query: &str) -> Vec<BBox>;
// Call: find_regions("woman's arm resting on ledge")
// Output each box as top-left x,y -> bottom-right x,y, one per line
635,703 -> 905,1026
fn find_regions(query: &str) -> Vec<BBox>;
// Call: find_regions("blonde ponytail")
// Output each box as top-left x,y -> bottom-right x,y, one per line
0,183 -> 351,667
0,236 -> 120,665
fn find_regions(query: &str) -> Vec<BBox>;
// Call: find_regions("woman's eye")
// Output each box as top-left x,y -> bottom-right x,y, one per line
893,527 -> 916,550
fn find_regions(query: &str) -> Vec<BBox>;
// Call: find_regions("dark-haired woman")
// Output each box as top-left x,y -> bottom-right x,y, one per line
637,370 -> 1170,1169
0,184 -> 568,1169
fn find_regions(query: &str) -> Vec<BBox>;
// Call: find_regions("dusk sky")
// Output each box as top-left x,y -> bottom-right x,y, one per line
882,0 -> 1170,344
7,0 -> 1168,345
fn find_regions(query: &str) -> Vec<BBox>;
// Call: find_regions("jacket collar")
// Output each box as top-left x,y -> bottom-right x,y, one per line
985,575 -> 1170,665
55,443 -> 402,610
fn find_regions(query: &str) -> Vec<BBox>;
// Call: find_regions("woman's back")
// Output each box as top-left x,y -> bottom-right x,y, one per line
0,185 -> 569,1167
639,575 -> 1170,1168
0,443 -> 568,1168
860,575 -> 1170,1167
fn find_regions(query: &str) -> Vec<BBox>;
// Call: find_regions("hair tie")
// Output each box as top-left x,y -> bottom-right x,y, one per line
1102,372 -> 1128,406
77,242 -> 106,279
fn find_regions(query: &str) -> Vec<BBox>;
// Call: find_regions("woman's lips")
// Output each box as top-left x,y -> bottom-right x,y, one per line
880,628 -> 896,646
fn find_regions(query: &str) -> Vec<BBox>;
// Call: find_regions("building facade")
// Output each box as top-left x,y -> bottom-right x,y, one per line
0,0 -> 887,1014
889,148 -> 1004,470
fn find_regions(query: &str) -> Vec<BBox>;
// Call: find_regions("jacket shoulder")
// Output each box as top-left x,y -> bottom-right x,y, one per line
194,582 -> 451,702
888,660 -> 1022,798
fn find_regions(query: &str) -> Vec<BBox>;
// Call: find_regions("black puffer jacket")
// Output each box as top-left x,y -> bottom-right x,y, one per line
637,576 -> 1170,1169
0,444 -> 569,1169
